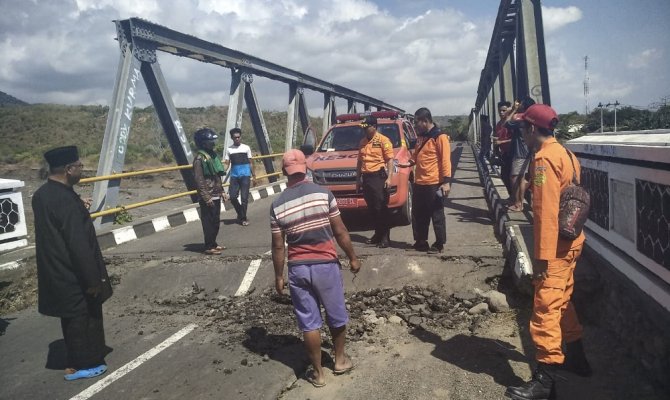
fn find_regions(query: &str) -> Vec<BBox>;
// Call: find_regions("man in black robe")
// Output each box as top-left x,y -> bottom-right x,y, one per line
32,145 -> 113,381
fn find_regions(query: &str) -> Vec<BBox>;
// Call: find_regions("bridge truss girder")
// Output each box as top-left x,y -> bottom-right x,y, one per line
470,0 -> 550,143
92,17 -> 403,228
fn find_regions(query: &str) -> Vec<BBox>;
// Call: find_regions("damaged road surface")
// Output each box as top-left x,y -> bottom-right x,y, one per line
0,146 -> 664,399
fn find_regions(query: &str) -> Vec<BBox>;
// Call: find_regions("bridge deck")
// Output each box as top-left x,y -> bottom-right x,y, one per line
0,144 -> 664,399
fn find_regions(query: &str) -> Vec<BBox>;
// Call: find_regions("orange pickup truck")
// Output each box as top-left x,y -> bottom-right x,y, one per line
304,111 -> 417,226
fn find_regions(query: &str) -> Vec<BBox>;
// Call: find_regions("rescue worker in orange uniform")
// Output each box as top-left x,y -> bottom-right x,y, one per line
399,107 -> 451,254
356,115 -> 394,248
505,104 -> 591,400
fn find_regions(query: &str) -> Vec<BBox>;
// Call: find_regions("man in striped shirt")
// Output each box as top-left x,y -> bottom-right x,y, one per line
271,149 -> 361,388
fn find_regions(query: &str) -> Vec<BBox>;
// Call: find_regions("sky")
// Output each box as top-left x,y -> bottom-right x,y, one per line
1,0 -> 668,116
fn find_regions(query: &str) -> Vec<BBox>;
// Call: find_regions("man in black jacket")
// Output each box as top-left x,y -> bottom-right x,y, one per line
32,145 -> 113,381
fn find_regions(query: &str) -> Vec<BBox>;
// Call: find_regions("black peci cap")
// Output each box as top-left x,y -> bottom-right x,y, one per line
44,146 -> 79,168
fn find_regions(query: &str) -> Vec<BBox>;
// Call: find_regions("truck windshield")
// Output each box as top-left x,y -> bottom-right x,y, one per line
318,124 -> 400,152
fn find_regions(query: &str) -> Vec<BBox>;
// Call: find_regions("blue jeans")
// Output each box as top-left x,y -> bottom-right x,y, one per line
229,175 -> 251,221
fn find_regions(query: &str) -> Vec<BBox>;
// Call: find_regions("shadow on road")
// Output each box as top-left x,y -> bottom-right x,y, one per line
182,243 -> 206,253
410,329 -> 526,387
45,339 -> 67,370
242,326 -> 324,379
0,317 -> 12,336
45,339 -> 114,370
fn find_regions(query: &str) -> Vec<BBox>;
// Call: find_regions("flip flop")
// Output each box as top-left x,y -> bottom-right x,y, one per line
506,204 -> 523,212
64,364 -> 108,381
304,372 -> 326,388
333,364 -> 355,375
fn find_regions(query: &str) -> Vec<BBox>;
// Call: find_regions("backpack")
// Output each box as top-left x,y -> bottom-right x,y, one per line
558,150 -> 590,240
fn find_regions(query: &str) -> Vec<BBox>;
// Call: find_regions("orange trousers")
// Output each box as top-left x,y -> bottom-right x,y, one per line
530,245 -> 583,364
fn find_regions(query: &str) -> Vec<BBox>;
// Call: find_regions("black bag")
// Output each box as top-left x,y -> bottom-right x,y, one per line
558,150 -> 590,240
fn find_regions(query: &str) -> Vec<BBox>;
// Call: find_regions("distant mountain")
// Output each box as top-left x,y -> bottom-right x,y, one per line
0,91 -> 28,106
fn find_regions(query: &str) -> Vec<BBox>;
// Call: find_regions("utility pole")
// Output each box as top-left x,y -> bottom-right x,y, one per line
597,102 -> 604,133
583,56 -> 590,115
605,100 -> 620,132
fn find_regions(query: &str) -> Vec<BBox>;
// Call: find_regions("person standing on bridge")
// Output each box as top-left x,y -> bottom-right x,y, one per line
505,104 -> 592,400
271,149 -> 361,388
193,128 -> 227,255
399,107 -> 451,254
356,115 -> 395,248
224,127 -> 256,226
32,145 -> 113,381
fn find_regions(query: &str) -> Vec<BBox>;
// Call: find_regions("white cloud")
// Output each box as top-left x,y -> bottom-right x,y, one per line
0,0 -> 490,115
627,48 -> 662,69
541,6 -> 583,33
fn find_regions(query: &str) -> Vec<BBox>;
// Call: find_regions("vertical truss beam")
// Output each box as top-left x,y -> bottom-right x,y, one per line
347,99 -> 357,113
224,69 -> 246,152
322,94 -> 336,136
519,0 -> 550,104
286,83 -> 299,151
502,50 -> 515,103
91,25 -> 142,227
243,73 -> 276,181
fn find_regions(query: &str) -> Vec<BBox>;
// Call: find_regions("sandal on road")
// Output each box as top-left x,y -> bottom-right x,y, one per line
64,364 -> 107,381
304,371 -> 326,387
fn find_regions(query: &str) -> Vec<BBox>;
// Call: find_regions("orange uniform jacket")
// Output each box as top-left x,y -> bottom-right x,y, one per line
412,133 -> 451,185
531,137 -> 585,260
359,131 -> 394,173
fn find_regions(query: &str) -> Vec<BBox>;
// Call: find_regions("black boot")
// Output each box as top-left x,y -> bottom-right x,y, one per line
505,363 -> 556,400
377,230 -> 390,248
562,339 -> 592,377
365,234 -> 381,245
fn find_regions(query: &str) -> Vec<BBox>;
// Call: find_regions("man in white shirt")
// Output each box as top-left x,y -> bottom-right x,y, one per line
224,128 -> 256,225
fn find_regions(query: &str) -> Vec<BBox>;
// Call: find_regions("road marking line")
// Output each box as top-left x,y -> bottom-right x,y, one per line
235,259 -> 262,296
69,323 -> 198,400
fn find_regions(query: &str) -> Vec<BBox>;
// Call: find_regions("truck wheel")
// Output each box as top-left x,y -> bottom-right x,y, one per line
397,184 -> 412,226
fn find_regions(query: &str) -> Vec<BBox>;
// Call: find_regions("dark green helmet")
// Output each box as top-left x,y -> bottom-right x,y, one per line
194,128 -> 218,147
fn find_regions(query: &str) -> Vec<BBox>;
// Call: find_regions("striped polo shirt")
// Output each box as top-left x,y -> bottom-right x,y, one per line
270,180 -> 340,266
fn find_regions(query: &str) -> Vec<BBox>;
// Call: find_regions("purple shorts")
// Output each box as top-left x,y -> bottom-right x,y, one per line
288,262 -> 349,332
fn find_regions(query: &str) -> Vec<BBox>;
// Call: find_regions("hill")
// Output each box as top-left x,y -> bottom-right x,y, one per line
0,104 -> 470,168
0,104 -> 321,167
0,91 -> 29,106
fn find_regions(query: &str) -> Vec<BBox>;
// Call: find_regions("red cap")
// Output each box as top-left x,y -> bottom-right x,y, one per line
282,149 -> 307,175
514,104 -> 559,130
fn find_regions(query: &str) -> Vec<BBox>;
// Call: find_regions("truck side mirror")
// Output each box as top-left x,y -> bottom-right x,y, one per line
300,144 -> 315,156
